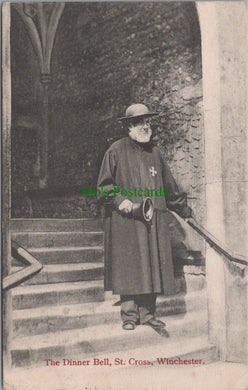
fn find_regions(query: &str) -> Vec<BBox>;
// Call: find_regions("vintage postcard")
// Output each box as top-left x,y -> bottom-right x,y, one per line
2,1 -> 248,390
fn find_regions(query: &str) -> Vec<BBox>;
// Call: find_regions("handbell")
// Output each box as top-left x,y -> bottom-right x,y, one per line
131,197 -> 154,223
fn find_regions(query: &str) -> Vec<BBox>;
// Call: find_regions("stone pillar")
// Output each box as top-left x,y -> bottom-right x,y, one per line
40,73 -> 52,189
197,1 -> 248,362
217,2 -> 248,363
2,2 -> 13,366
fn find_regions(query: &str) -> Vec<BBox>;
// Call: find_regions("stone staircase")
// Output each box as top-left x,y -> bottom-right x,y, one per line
9,218 -> 218,368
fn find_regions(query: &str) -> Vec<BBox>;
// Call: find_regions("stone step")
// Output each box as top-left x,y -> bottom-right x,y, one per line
11,263 -> 104,285
75,336 -> 218,372
156,288 -> 206,316
12,248 -> 205,268
12,289 -> 207,337
175,272 -> 205,292
12,231 -> 103,248
10,261 -> 205,293
180,265 -> 205,275
172,249 -> 205,266
11,280 -> 104,310
10,309 -> 208,367
25,246 -> 104,264
10,218 -> 103,233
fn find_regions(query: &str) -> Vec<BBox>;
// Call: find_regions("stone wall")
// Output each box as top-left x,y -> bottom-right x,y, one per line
198,1 -> 248,362
11,2 -> 204,230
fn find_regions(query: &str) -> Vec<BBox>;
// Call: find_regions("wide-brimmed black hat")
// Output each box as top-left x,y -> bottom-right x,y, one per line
117,104 -> 158,121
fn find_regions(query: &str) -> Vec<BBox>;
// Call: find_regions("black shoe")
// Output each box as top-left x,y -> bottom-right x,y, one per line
143,317 -> 166,328
153,326 -> 170,338
143,318 -> 169,337
122,321 -> 137,330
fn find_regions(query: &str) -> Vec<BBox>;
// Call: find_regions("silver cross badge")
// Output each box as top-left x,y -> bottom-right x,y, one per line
149,166 -> 157,177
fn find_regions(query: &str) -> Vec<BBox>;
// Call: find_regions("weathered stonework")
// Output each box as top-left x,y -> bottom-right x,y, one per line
11,2 -> 203,229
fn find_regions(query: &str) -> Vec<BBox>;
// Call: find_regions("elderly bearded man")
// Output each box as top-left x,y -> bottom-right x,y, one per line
97,104 -> 192,334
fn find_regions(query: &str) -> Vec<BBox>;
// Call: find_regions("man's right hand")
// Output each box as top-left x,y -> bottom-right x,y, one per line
118,199 -> 133,214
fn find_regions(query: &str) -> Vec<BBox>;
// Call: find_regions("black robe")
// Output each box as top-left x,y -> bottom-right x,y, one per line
97,137 -> 191,295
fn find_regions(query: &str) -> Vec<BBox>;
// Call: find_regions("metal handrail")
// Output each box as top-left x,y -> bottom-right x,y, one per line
3,240 -> 43,290
187,218 -> 248,266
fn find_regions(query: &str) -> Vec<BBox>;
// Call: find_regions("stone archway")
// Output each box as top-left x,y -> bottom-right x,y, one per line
11,2 -> 204,220
12,3 -> 65,189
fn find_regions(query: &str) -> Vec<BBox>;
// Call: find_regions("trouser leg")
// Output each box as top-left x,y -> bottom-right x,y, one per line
120,295 -> 139,324
120,294 -> 157,324
135,294 -> 157,324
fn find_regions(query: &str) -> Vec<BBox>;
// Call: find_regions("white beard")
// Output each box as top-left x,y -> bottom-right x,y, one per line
129,127 -> 152,143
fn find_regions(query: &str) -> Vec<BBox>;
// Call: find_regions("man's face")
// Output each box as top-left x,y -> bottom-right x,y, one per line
128,117 -> 152,143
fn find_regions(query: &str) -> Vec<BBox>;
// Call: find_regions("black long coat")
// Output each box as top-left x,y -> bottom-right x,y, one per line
97,137 -> 191,296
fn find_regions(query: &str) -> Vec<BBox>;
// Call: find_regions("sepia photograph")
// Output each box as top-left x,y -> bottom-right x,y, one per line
2,1 -> 248,389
